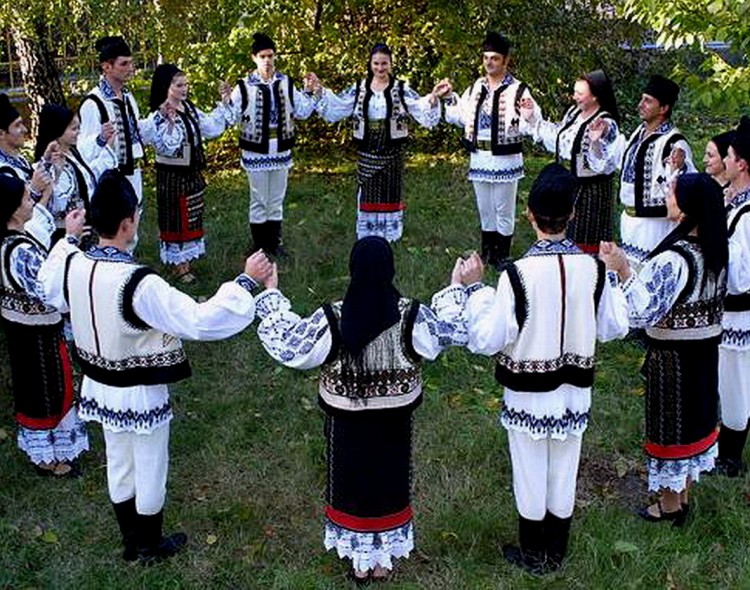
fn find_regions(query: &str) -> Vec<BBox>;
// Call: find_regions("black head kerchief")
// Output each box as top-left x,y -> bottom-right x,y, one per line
0,174 -> 26,228
251,33 -> 275,55
34,104 -> 74,162
482,32 -> 511,56
89,169 -> 138,235
340,236 -> 401,357
644,74 -> 679,107
647,173 -> 728,278
96,36 -> 131,63
528,163 -> 578,219
584,69 -> 620,123
711,130 -> 734,161
730,116 -> 750,163
149,63 -> 182,112
0,93 -> 20,131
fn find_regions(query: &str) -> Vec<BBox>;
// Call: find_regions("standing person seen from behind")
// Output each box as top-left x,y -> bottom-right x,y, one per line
464,163 -> 628,574
39,170 -> 273,565
255,236 -> 469,583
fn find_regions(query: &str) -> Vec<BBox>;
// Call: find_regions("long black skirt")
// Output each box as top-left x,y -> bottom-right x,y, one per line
567,174 -> 614,253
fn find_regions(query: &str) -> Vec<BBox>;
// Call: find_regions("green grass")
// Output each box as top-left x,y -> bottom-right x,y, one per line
2,145 -> 750,589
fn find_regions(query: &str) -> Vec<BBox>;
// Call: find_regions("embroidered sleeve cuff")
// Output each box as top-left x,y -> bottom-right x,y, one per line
465,282 -> 485,297
65,234 -> 80,246
432,284 -> 466,308
606,271 -> 619,288
29,187 -> 42,202
96,134 -> 107,147
254,288 -> 291,319
444,93 -> 458,106
619,273 -> 636,292
234,273 -> 259,293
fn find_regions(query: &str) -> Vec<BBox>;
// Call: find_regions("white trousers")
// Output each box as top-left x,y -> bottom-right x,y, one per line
719,347 -> 750,431
472,181 -> 518,235
104,423 -> 170,516
507,429 -> 582,520
246,169 -> 288,224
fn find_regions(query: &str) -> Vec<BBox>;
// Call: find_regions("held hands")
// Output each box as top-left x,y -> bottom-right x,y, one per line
244,251 -> 274,285
429,78 -> 452,107
518,97 -> 537,123
30,164 -> 53,202
159,101 -> 177,124
451,252 -> 485,286
64,208 -> 86,239
588,118 -> 610,143
43,141 -> 63,170
598,241 -> 631,281
101,122 -> 116,146
665,147 -> 686,173
303,73 -> 322,96
219,81 -> 232,105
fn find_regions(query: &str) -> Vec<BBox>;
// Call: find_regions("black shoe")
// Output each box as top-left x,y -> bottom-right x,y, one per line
138,532 -> 188,565
713,457 -> 746,478
502,544 -> 547,575
637,501 -> 686,527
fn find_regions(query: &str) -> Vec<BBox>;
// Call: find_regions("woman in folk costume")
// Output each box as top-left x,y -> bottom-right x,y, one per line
601,173 -> 728,524
314,44 -> 451,242
520,70 -> 621,253
0,175 -> 89,476
703,130 -> 733,192
34,103 -> 118,246
148,64 -> 232,284
256,236 -> 470,582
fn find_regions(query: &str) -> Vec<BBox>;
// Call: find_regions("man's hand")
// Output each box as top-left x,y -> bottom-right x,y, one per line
219,81 -> 232,105
101,122 -> 116,146
460,252 -> 485,285
244,251 -> 273,284
64,208 -> 86,238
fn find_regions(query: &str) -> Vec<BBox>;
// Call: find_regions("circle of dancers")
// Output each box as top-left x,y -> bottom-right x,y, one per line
1,29 -> 749,580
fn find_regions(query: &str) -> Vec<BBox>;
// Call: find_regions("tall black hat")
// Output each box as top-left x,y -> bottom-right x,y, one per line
644,74 -> 679,107
0,93 -> 20,131
251,33 -> 275,55
528,163 -> 578,218
95,36 -> 132,63
711,130 -> 734,161
482,32 -> 511,56
730,116 -> 750,163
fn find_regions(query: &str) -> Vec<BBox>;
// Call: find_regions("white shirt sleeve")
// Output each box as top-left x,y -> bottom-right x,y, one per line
292,85 -> 319,120
620,250 -> 689,327
411,285 -> 468,360
197,104 -> 231,140
728,214 -> 750,295
402,83 -> 440,129
466,274 -> 519,355
255,289 -> 333,370
39,237 -> 80,313
132,275 -> 256,341
77,99 -> 103,163
443,87 -> 470,127
596,271 -> 630,341
316,85 -> 357,123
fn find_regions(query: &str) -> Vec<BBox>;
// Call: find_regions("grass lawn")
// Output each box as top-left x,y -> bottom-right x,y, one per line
1,144 -> 750,589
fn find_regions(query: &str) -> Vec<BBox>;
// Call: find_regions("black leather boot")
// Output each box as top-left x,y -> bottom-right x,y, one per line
544,511 -> 572,571
248,223 -> 264,255
716,424 -> 749,477
136,510 -> 187,565
112,498 -> 138,561
502,515 -> 547,575
266,220 -> 289,258
496,233 -> 513,265
481,231 -> 494,264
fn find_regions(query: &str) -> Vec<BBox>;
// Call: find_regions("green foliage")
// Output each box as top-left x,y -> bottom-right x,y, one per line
623,0 -> 750,115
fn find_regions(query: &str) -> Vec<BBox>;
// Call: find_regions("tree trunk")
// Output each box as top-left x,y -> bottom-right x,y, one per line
10,17 -> 66,135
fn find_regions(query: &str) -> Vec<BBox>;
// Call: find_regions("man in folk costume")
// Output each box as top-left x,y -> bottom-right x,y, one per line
78,36 -> 180,246
445,32 -> 539,268
717,116 -> 750,476
227,33 -> 319,257
0,94 -> 59,245
589,74 -> 695,266
464,164 -> 628,573
39,170 -> 273,564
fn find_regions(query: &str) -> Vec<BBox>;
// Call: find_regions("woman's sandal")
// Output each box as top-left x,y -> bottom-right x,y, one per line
637,500 -> 686,527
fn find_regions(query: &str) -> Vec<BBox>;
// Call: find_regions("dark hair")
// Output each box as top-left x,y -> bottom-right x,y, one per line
368,43 -> 392,75
581,70 -> 620,123
89,170 -> 138,238
532,213 -> 571,235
